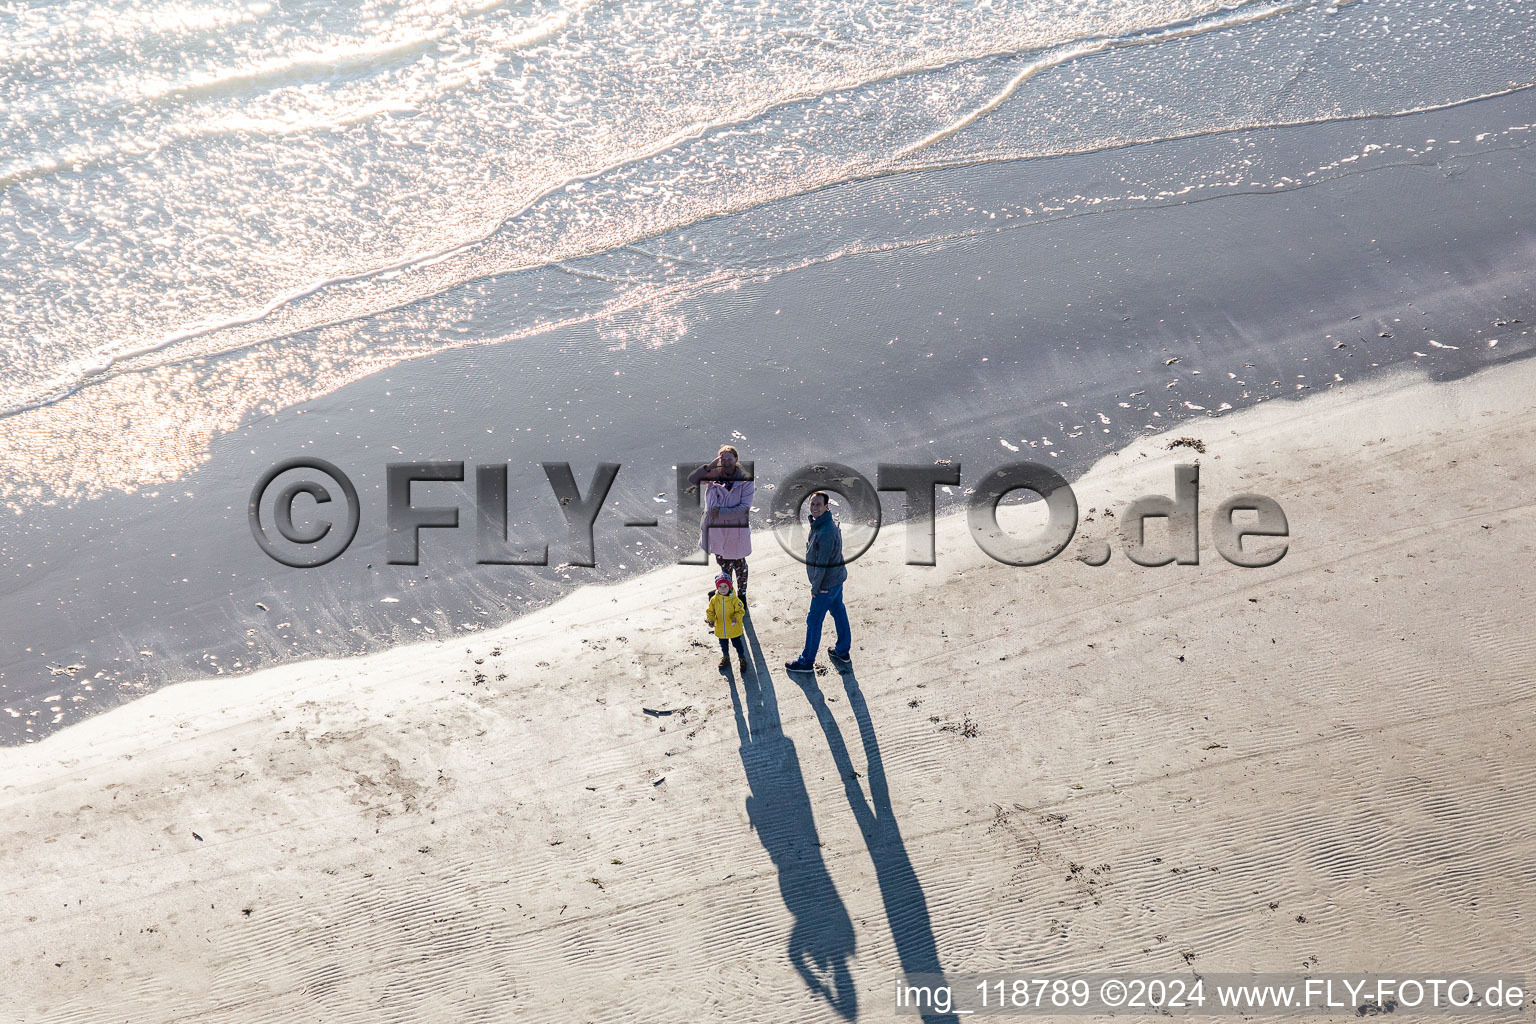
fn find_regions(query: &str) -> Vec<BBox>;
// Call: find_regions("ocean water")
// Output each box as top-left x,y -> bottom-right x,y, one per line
2,0 -> 1534,501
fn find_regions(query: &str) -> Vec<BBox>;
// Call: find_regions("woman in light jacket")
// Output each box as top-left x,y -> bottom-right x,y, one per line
688,444 -> 754,604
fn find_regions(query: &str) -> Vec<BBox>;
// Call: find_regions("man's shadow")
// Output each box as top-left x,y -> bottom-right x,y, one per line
730,618 -> 858,1018
773,625 -> 959,1024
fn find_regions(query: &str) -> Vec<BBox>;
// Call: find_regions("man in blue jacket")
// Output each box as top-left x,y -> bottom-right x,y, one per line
786,491 -> 852,672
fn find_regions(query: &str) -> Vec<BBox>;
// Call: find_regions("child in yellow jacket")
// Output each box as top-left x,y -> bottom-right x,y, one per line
706,573 -> 748,673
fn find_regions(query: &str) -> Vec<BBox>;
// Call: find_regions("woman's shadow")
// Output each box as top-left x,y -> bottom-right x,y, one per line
729,619 -> 858,1018
733,616 -> 957,1023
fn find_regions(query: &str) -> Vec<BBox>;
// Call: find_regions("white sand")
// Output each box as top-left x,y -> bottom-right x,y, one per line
3,360 -> 1534,1022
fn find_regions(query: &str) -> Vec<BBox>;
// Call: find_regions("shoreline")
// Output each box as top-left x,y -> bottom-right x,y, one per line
4,83 -> 1536,733
3,357 -> 1534,1019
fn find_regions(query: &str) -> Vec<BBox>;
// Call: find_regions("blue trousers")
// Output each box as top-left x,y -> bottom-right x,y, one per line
799,582 -> 851,663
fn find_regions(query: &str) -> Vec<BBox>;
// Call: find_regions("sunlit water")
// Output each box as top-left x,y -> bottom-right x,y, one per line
2,0 -> 1534,500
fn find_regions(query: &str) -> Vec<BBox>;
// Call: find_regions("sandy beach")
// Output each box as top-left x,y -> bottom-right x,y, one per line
4,355 -> 1533,1022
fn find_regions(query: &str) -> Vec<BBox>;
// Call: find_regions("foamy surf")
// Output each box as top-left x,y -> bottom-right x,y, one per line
3,0 -> 1535,470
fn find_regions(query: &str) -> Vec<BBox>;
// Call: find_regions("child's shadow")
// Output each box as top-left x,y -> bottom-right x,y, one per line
728,619 -> 858,1018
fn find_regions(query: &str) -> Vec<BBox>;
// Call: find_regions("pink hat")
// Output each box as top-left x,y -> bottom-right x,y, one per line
714,574 -> 732,590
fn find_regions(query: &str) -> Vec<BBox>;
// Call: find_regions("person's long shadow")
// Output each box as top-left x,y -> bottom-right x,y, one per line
780,633 -> 959,1024
730,617 -> 858,1018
